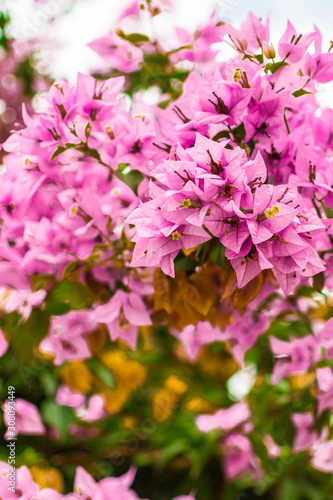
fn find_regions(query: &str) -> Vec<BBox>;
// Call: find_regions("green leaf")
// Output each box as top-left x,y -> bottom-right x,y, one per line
86,359 -> 115,388
62,260 -> 82,279
232,122 -> 246,139
50,146 -> 66,160
292,88 -> 313,98
39,371 -> 58,398
116,30 -> 150,44
254,53 -> 264,64
40,400 -> 75,438
31,274 -> 54,292
212,130 -> 230,142
44,302 -> 71,315
313,271 -> 325,292
47,279 -> 92,311
210,240 -> 226,268
50,142 -> 77,160
116,169 -> 144,195
76,146 -> 102,162
322,204 -> 333,218
266,61 -> 288,73
118,162 -> 130,172
174,251 -> 196,273
3,309 -> 50,363
157,439 -> 189,468
157,99 -> 171,110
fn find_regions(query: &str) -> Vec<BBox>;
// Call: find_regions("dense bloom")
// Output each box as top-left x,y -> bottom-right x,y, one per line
0,461 -> 196,499
128,134 -> 325,293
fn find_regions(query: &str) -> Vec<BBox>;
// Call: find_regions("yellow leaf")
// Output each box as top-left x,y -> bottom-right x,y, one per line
190,271 -> 217,316
221,262 -> 237,300
197,348 -> 238,381
85,324 -> 107,355
168,305 -> 202,331
139,326 -> 155,351
178,279 -> 201,309
231,273 -> 263,314
153,269 -> 172,313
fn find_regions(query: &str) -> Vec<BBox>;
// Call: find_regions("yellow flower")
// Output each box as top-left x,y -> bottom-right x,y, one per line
121,415 -> 139,430
101,349 -> 128,372
117,359 -> 148,392
152,388 -> 178,422
100,349 -> 148,413
184,397 -> 216,413
290,372 -> 316,390
152,375 -> 189,422
102,387 -> 131,414
164,375 -> 189,396
60,361 -> 94,394
30,466 -> 64,493
101,349 -> 148,392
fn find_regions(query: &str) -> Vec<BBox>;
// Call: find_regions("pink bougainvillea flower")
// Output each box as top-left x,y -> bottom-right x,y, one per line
40,310 -> 97,365
77,394 -> 107,422
291,412 -> 318,453
223,433 -> 262,481
94,290 -> 152,349
278,21 -> 318,63
0,329 -> 8,358
240,12 -> 270,51
0,462 -> 40,499
225,309 -> 271,365
315,317 -> 333,359
269,335 -> 321,385
263,435 -> 281,459
0,288 -> 46,320
196,402 -> 251,433
311,440 -> 333,473
56,385 -> 86,409
74,466 -> 145,500
2,399 -> 45,438
88,32 -> 144,72
316,366 -> 333,416
172,321 -> 226,362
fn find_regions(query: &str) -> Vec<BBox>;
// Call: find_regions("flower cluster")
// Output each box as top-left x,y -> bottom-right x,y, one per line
0,461 -> 195,499
128,134 -> 325,294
